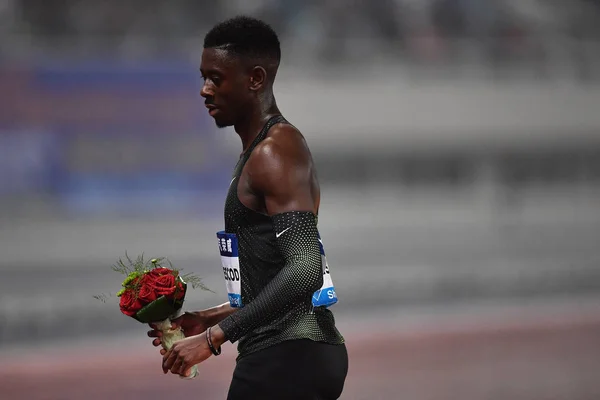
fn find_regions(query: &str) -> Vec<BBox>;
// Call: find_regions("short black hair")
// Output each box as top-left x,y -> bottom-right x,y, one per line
204,16 -> 281,63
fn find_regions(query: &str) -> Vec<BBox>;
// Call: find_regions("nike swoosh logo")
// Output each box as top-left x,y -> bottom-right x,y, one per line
275,227 -> 291,238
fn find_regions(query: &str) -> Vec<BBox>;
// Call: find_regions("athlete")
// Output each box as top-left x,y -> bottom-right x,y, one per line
147,16 -> 348,399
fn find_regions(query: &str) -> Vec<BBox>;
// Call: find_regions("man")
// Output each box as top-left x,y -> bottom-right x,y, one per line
147,16 -> 348,399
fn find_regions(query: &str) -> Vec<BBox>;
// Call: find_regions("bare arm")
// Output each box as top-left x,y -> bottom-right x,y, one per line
247,125 -> 319,215
194,302 -> 237,326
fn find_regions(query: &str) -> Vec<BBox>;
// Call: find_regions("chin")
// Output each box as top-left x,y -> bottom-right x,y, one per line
215,121 -> 232,129
214,117 -> 234,129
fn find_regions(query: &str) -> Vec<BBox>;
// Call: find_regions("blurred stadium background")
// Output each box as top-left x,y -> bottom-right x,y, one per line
1,1 -> 600,399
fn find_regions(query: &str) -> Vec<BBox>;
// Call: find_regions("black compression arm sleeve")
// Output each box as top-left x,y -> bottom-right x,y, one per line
218,211 -> 323,343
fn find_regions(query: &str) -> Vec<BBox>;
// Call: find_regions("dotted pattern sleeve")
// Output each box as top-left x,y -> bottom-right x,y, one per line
218,211 -> 323,344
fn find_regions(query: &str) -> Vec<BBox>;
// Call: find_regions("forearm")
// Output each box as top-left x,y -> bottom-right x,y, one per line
218,211 -> 323,343
195,302 -> 238,326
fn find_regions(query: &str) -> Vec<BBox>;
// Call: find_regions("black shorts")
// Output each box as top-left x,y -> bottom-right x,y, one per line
227,339 -> 349,400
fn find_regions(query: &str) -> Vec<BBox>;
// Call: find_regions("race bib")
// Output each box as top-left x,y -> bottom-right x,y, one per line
216,231 -> 242,308
312,233 -> 338,308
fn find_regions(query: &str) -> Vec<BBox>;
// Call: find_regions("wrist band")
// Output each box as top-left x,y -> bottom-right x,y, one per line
206,326 -> 221,356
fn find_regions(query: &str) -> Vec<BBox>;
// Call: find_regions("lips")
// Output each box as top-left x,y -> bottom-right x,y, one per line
205,104 -> 219,116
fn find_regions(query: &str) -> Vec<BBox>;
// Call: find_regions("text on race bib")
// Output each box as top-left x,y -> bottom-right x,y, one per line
216,231 -> 242,307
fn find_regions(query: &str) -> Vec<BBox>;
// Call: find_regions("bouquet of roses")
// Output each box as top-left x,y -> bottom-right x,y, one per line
95,254 -> 211,379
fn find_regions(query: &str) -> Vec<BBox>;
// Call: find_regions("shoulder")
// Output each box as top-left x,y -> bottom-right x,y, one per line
245,122 -> 314,191
248,122 -> 312,171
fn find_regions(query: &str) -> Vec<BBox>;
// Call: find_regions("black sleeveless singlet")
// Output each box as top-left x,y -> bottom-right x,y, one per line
222,115 -> 345,359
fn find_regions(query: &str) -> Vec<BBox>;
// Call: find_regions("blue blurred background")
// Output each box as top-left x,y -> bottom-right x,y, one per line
1,1 -> 600,399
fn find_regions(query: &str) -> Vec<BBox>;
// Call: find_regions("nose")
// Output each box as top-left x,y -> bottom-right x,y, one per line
200,81 -> 213,99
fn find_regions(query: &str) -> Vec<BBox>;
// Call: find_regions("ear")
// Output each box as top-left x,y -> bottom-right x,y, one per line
249,66 -> 267,91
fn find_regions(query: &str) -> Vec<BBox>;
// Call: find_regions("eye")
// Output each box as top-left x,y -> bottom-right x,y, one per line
201,74 -> 220,86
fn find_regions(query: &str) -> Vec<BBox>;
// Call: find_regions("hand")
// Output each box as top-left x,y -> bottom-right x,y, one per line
162,325 -> 226,377
147,311 -> 209,349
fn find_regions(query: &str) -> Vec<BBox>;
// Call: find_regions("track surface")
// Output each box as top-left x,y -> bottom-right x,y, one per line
1,306 -> 599,400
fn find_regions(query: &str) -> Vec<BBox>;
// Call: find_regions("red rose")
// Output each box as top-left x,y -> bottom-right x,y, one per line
138,277 -> 158,303
146,267 -> 172,279
174,280 -> 186,300
143,268 -> 186,300
119,289 -> 144,317
153,273 -> 176,296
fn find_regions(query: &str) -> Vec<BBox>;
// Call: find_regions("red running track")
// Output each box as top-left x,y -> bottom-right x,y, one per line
1,309 -> 600,400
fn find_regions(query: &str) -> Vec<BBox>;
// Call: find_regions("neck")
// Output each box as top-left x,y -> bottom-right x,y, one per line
234,94 -> 280,154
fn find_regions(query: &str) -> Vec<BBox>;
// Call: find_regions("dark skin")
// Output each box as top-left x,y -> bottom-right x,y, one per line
148,47 -> 321,378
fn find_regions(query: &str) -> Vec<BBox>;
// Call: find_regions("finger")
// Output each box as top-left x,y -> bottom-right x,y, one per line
178,361 -> 190,377
160,349 -> 166,356
171,316 -> 185,329
170,357 -> 184,375
179,358 -> 195,378
161,350 -> 170,373
147,330 -> 162,338
172,311 -> 194,329
162,350 -> 177,374
152,338 -> 161,347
